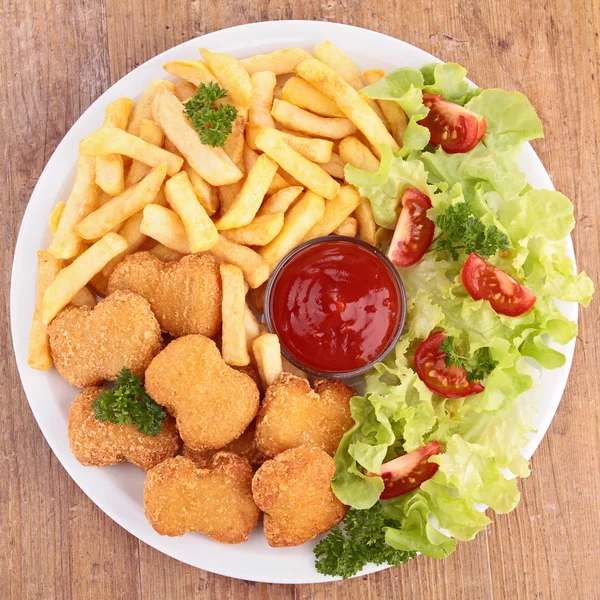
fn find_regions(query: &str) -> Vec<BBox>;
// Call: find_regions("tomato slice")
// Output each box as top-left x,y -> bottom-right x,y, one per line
414,332 -> 484,398
462,253 -> 536,317
365,441 -> 442,499
387,188 -> 435,267
418,93 -> 486,153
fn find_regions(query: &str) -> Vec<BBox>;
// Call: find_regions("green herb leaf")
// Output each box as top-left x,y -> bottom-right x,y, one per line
92,368 -> 166,436
440,335 -> 498,382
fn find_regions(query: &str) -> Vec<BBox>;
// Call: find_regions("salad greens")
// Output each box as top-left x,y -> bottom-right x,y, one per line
319,61 -> 594,576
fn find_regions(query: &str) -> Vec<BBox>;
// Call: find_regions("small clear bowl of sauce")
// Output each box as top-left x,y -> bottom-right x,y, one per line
264,236 -> 407,379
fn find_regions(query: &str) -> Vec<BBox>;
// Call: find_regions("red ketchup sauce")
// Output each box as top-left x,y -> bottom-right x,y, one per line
267,239 -> 403,374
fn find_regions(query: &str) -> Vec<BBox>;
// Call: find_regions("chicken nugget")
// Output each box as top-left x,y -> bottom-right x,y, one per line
68,387 -> 181,470
144,453 -> 260,543
252,446 -> 346,547
145,335 -> 260,450
255,373 -> 355,457
48,290 -> 162,387
107,251 -> 221,338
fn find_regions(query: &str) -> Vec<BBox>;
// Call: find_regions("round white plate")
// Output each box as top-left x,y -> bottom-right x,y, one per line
10,20 -> 578,584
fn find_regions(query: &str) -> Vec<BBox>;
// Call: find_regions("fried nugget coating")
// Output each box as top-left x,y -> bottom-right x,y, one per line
48,290 -> 162,387
255,373 -> 355,457
183,420 -> 267,470
68,387 -> 181,471
252,446 -> 346,547
145,335 -> 260,450
144,453 -> 260,543
107,251 -> 222,338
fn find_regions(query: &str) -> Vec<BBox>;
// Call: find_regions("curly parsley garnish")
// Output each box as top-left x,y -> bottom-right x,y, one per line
314,502 -> 416,579
183,82 -> 238,147
440,335 -> 498,382
92,368 -> 166,436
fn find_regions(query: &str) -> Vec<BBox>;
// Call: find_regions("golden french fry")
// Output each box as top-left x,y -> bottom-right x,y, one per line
257,186 -> 303,216
240,48 -> 312,75
339,136 -> 380,172
294,59 -> 399,158
274,85 -> 283,100
223,108 -> 246,166
42,233 -> 128,324
209,236 -> 270,289
363,69 -> 408,145
182,162 -> 219,216
249,71 -> 277,128
243,144 -> 289,196
147,243 -> 185,262
88,271 -> 108,297
260,191 -> 326,270
220,264 -> 250,367
97,192 -> 113,207
219,178 -> 245,216
140,204 -> 191,254
248,283 -> 266,312
127,80 -> 175,136
244,305 -> 261,351
154,89 -> 242,186
101,211 -> 147,277
334,216 -> 358,237
75,163 -> 167,240
80,127 -> 182,176
174,81 -> 198,103
70,286 -> 97,308
49,155 -> 99,259
48,201 -> 65,235
281,77 -> 344,117
163,137 -> 182,156
163,60 -> 215,86
28,251 -> 62,369
354,197 -> 377,245
199,49 -> 253,108
255,127 -> 340,200
302,186 -> 361,242
320,153 -> 345,179
165,172 -> 218,252
221,212 -> 284,246
271,99 -> 356,139
215,154 -> 278,230
125,119 -> 165,188
252,333 -> 283,390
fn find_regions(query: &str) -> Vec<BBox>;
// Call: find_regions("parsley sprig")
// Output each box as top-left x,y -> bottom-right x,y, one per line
440,335 -> 498,382
92,368 -> 166,436
314,502 -> 416,579
183,82 -> 238,147
433,201 -> 510,260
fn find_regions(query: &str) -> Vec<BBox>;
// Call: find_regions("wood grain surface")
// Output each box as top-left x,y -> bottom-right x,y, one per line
1,1 -> 599,598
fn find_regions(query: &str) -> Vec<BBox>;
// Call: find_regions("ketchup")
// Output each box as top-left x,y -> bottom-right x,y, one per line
267,239 -> 403,374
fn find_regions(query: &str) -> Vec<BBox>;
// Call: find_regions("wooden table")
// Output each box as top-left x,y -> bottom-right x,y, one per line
1,1 -> 599,598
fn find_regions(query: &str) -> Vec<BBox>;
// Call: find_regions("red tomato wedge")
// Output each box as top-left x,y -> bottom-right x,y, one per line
462,253 -> 536,317
414,332 -> 484,398
365,441 -> 442,499
419,93 -> 486,153
387,188 -> 435,267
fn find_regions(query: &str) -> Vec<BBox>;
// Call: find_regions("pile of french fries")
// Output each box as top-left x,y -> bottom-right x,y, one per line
28,41 -> 408,388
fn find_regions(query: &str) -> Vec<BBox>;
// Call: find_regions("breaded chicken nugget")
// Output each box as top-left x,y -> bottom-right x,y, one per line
107,251 -> 221,338
48,290 -> 162,387
183,420 -> 267,470
252,446 -> 346,547
144,453 -> 260,543
234,364 -> 263,393
255,373 -> 355,457
145,335 -> 260,450
69,387 -> 181,471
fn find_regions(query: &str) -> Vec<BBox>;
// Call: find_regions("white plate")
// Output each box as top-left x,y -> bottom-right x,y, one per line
10,20 -> 578,584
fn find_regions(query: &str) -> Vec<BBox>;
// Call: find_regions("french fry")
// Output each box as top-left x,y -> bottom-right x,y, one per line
127,80 -> 175,136
221,212 -> 284,246
163,60 -> 215,86
125,119 -> 165,188
302,186 -> 361,242
334,216 -> 358,237
80,127 -> 182,176
49,155 -> 99,259
220,264 -> 250,367
240,48 -> 312,76
252,333 -> 283,390
28,251 -> 62,369
154,89 -> 242,186
199,49 -> 253,108
223,108 -> 246,166
271,99 -> 356,139
243,305 -> 261,351
147,243 -> 185,262
209,236 -> 270,289
215,154 -> 278,230
260,190 -> 326,270
294,58 -> 399,158
354,197 -> 377,245
339,135 -> 380,172
140,204 -> 191,254
182,162 -> 219,216
257,185 -> 303,216
88,271 -> 108,297
281,76 -> 344,117
165,172 -> 218,252
97,192 -> 113,207
248,283 -> 266,312
320,153 -> 346,179
281,355 -> 308,379
363,69 -> 408,145
249,71 -> 277,128
255,127 -> 340,200
174,81 -> 198,103
164,137 -> 182,156
243,144 -> 289,196
70,286 -> 97,308
75,163 -> 167,240
48,201 -> 65,235
219,178 -> 245,216
42,233 -> 128,324
101,211 -> 147,278
273,85 -> 283,100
